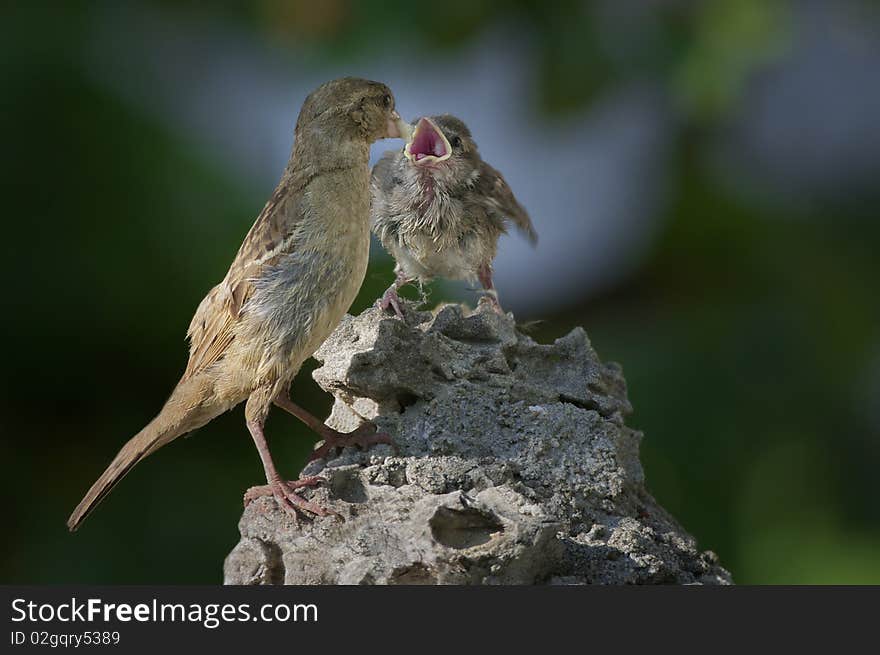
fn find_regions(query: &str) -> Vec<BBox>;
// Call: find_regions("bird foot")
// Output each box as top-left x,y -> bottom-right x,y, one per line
478,291 -> 505,315
377,287 -> 405,319
308,422 -> 394,463
244,476 -> 335,521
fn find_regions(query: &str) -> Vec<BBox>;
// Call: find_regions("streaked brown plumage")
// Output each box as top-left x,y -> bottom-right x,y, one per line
371,115 -> 536,315
68,77 -> 408,531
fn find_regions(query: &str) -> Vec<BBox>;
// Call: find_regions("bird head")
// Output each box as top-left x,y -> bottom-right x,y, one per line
296,78 -> 410,145
404,115 -> 479,182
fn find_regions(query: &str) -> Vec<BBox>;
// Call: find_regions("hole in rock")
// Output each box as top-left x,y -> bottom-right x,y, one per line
389,563 -> 437,585
429,506 -> 504,549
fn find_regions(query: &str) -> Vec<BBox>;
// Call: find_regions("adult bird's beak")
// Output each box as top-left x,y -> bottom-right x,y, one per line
386,111 -> 411,140
404,117 -> 452,166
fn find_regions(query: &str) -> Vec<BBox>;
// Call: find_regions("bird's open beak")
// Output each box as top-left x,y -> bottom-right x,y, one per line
404,117 -> 452,166
385,111 -> 411,140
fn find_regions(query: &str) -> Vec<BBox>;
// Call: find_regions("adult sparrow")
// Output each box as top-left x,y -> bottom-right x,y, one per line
371,114 -> 536,316
68,78 -> 409,531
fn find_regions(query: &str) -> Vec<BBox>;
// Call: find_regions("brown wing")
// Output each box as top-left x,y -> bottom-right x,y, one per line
183,177 -> 299,379
478,162 -> 537,244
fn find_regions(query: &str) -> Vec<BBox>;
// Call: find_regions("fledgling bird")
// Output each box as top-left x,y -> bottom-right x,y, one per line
371,114 -> 536,316
68,77 -> 409,531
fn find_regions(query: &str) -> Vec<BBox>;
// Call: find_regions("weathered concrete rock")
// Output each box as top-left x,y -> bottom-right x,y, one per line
224,303 -> 731,585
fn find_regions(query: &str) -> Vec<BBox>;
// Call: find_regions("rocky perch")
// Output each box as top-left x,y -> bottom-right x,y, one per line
224,303 -> 731,585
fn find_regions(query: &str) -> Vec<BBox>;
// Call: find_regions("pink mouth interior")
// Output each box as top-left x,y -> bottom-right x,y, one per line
409,120 -> 448,161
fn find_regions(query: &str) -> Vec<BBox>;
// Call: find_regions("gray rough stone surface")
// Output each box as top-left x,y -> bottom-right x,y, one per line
224,303 -> 732,585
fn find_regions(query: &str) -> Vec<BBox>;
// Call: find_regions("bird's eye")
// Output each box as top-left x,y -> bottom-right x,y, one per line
382,94 -> 392,108
450,136 -> 462,149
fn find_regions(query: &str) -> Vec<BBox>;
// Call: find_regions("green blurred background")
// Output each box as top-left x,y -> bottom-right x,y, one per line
2,0 -> 878,584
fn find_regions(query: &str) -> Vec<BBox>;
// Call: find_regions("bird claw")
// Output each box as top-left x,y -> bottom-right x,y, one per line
244,476 -> 336,521
308,422 -> 395,463
377,288 -> 406,319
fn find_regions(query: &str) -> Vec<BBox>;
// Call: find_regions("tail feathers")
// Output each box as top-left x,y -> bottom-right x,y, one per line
67,407 -> 189,532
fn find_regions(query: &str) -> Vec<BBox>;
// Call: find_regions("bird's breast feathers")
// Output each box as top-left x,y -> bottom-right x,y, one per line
384,183 -> 499,281
243,174 -> 371,369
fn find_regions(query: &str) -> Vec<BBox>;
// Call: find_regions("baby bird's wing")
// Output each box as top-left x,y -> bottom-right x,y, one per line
184,178 -> 300,379
370,151 -> 404,211
370,150 -> 405,247
478,162 -> 537,245
371,150 -> 402,196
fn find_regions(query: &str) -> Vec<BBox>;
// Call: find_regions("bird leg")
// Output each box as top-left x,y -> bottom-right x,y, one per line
477,263 -> 503,314
244,416 -> 332,520
415,280 -> 431,306
377,269 -> 410,319
274,396 -> 394,463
